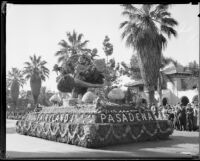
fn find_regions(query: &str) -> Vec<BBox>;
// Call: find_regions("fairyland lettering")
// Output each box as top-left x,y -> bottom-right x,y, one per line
35,111 -> 155,124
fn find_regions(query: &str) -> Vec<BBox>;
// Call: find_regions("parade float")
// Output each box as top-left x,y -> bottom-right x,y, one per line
16,54 -> 174,148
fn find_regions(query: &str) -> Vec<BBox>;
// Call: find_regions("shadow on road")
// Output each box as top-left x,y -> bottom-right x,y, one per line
6,150 -> 196,159
97,134 -> 199,158
6,127 -> 16,134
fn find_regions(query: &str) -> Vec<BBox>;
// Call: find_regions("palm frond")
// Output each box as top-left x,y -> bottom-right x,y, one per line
41,75 -> 46,81
161,17 -> 178,27
72,30 -> 77,41
155,4 -> 169,12
121,4 -> 143,14
79,40 -> 89,48
36,56 -> 41,64
161,25 -> 177,38
29,55 -> 34,63
122,11 -> 143,22
160,11 -> 171,17
39,61 -> 47,66
77,33 -> 83,42
33,54 -> 37,62
119,21 -> 129,29
57,55 -> 66,63
142,4 -> 152,14
24,62 -> 31,67
58,40 -> 69,49
125,33 -> 135,48
160,34 -> 167,50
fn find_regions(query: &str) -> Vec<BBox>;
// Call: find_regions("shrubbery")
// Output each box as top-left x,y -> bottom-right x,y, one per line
181,96 -> 189,106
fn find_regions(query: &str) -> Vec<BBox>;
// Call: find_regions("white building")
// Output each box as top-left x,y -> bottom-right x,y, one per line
124,63 -> 198,105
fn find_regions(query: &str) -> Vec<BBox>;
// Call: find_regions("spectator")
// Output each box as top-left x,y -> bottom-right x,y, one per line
186,103 -> 194,131
157,105 -> 164,120
167,106 -> 175,124
151,104 -> 158,118
162,105 -> 168,120
193,101 -> 199,130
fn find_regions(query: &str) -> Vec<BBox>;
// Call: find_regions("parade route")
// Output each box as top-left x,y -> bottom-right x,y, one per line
6,119 -> 199,159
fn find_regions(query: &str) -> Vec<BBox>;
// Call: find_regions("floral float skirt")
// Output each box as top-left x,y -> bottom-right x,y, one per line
16,101 -> 174,148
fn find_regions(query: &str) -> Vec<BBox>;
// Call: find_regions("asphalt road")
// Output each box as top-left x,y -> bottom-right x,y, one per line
6,119 -> 199,159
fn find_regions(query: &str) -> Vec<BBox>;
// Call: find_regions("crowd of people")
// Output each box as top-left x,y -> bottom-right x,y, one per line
151,100 -> 199,131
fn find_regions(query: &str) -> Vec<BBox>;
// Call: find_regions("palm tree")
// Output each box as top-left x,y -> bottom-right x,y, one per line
55,30 -> 89,65
130,54 -> 142,80
38,86 -> 51,106
7,68 -> 26,110
23,54 -> 49,106
120,4 -> 178,107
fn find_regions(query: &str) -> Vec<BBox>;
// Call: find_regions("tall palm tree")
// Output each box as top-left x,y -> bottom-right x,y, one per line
120,4 -> 178,107
38,86 -> 51,106
55,30 -> 89,65
23,54 -> 49,106
7,68 -> 26,109
130,54 -> 142,80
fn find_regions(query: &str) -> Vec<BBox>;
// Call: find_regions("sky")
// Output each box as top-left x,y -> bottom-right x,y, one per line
6,4 -> 199,92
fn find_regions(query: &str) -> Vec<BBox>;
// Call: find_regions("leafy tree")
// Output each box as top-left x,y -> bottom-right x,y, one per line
183,61 -> 199,89
23,54 -> 49,105
103,36 -> 113,64
120,61 -> 131,76
109,58 -> 116,68
7,68 -> 26,109
6,79 -> 11,101
86,48 -> 99,60
120,4 -> 178,106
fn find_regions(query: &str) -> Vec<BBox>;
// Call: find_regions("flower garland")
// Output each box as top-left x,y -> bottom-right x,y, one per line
16,115 -> 173,148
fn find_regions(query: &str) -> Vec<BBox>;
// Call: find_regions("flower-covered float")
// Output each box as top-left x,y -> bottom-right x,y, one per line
16,54 -> 174,148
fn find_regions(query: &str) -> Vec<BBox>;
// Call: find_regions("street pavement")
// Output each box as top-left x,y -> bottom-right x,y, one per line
6,119 -> 199,159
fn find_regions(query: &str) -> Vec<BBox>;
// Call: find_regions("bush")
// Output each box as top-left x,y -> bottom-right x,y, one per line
162,98 -> 168,106
181,96 -> 189,106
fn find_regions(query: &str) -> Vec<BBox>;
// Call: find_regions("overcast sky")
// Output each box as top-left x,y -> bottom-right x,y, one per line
6,4 -> 199,92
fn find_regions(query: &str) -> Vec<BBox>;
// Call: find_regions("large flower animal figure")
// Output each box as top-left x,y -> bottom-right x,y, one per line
54,55 -> 106,98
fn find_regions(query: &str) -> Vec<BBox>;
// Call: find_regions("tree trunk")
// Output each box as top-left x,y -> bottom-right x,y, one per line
137,45 -> 161,107
30,74 -> 41,105
144,87 -> 155,108
11,80 -> 19,110
157,74 -> 162,105
33,95 -> 39,105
